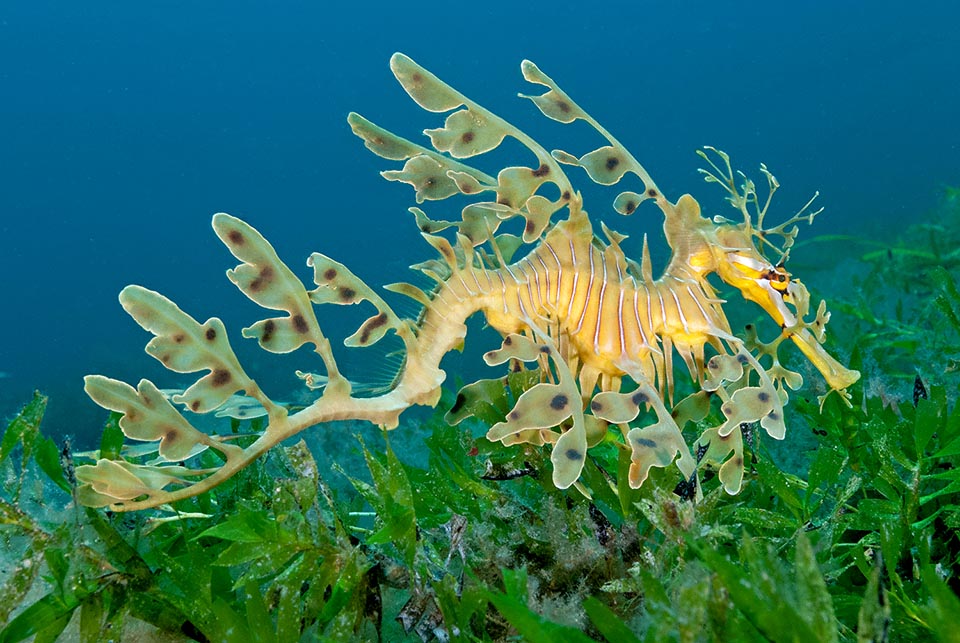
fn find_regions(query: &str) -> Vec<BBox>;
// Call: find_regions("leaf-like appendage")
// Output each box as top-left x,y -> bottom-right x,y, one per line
703,353 -> 745,392
519,60 -> 587,124
589,390 -> 645,424
213,213 -> 321,356
118,286 -> 247,412
694,425 -> 745,495
575,146 -> 632,186
390,52 -> 465,113
486,383 -> 573,442
604,382 -> 697,490
75,459 -> 195,505
483,333 -> 541,365
384,282 -> 431,307
425,108 -> 508,159
308,252 -> 401,349
83,376 -> 213,461
383,155 -> 462,203
348,111 -> 424,161
709,350 -> 786,442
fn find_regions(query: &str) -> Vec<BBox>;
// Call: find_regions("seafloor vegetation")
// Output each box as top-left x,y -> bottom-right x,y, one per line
1,190 -> 959,642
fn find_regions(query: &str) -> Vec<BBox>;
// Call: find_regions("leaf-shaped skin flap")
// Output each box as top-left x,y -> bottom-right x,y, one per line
459,203 -> 505,246
577,146 -> 631,186
390,52 -> 465,113
483,333 -> 541,366
486,383 -> 575,442
626,419 -> 691,489
552,417 -> 588,489
345,312 -> 392,347
717,386 -> 777,438
703,353 -> 746,392
382,155 -> 461,203
83,376 -> 211,461
410,207 -> 455,234
308,255 -> 397,320
213,214 -> 311,313
495,166 -> 548,212
444,377 -> 509,426
695,426 -> 745,495
174,369 -> 246,415
75,459 -> 191,502
519,60 -> 586,124
119,287 -> 244,384
242,317 -> 312,354
614,191 -> 651,216
384,282 -> 432,307
347,112 -> 423,161
425,108 -> 508,159
589,390 -> 646,424
447,170 -> 488,197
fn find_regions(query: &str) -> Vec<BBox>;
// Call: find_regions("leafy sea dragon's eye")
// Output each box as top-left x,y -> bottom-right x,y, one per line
763,265 -> 791,292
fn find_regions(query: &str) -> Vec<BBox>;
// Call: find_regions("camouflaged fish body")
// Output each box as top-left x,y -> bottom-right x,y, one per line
77,54 -> 859,510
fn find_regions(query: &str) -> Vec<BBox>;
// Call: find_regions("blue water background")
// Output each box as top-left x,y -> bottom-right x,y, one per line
1,1 -> 957,445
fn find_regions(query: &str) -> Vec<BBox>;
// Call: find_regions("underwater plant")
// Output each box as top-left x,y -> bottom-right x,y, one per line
75,53 -> 858,511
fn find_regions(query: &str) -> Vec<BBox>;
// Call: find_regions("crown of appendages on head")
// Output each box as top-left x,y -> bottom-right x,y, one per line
77,53 -> 859,511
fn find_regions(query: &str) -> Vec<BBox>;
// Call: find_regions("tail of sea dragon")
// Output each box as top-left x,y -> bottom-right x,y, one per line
78,54 -> 860,511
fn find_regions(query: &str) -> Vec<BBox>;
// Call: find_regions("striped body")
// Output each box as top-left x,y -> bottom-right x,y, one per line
420,212 -> 733,399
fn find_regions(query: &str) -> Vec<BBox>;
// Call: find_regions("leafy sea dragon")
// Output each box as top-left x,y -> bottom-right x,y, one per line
77,54 -> 860,510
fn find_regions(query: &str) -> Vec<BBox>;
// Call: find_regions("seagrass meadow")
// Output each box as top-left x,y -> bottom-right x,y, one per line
2,46 -> 960,642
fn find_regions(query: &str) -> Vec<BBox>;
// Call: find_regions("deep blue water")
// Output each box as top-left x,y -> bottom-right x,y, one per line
1,1 -> 958,445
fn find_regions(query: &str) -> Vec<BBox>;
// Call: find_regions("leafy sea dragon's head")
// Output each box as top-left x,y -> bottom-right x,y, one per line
664,148 -> 860,398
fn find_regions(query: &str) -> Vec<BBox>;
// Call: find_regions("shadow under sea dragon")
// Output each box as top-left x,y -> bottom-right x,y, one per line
78,54 -> 860,511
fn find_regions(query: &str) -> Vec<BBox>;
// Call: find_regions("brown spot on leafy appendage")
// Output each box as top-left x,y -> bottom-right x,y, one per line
565,448 -> 582,461
450,393 -> 465,414
211,369 -> 231,387
228,230 -> 244,245
461,131 -> 475,143
562,191 -> 571,201
647,188 -> 658,198
631,391 -> 648,405
292,314 -> 309,334
556,100 -> 571,113
360,312 -> 388,343
550,394 -> 568,410
497,197 -> 513,208
262,319 -> 276,344
250,266 -> 274,292
634,437 -> 657,448
340,287 -> 357,302
757,391 -> 770,403
508,410 -> 520,421
591,400 -> 603,413
525,220 -> 535,235
174,333 -> 185,344
164,429 -> 177,444
324,268 -> 337,281
412,72 -> 423,83
191,400 -> 201,411
205,328 -> 217,341
532,164 -> 549,177
624,200 -> 637,215
605,156 -> 620,170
